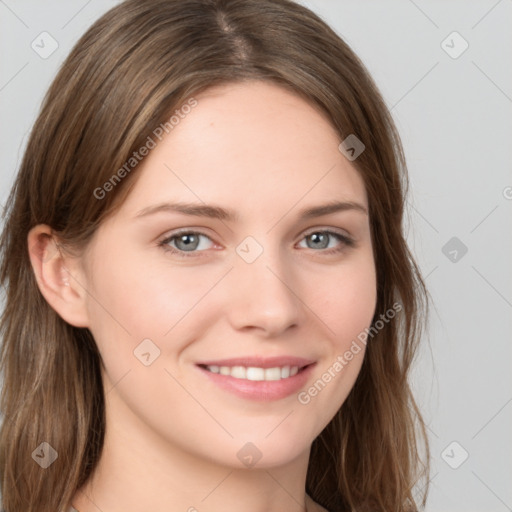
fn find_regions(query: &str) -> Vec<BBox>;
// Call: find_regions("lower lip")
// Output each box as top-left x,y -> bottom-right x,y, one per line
196,364 -> 316,401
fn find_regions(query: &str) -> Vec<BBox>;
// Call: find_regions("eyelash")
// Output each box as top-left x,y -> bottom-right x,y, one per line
157,228 -> 355,259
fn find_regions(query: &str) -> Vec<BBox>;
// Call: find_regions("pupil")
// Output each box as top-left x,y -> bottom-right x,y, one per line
178,234 -> 197,250
310,232 -> 327,249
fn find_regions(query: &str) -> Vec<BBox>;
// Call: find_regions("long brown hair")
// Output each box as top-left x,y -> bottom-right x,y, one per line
0,0 -> 430,510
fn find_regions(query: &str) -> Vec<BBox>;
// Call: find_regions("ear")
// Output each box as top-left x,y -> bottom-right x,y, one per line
27,225 -> 90,328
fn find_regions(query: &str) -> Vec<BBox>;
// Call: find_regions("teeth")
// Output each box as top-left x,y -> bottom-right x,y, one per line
246,367 -> 264,381
231,366 -> 246,379
264,367 -> 281,381
205,364 -> 301,381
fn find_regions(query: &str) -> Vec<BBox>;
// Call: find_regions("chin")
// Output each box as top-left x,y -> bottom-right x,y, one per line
226,429 -> 315,470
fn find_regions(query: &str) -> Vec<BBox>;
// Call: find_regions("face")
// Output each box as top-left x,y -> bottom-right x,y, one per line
77,80 -> 377,468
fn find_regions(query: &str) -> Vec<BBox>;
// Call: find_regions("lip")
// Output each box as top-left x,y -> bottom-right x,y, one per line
195,356 -> 316,401
196,356 -> 315,369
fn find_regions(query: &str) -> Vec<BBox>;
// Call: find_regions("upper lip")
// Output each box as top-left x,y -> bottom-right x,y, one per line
196,356 -> 315,369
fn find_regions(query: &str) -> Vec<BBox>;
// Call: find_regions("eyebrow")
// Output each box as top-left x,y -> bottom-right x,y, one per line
134,199 -> 368,221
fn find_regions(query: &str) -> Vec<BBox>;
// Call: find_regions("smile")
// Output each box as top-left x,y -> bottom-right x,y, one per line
195,356 -> 316,401
202,364 -> 301,381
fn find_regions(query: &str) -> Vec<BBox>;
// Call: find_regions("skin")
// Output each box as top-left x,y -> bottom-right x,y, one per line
28,80 -> 377,512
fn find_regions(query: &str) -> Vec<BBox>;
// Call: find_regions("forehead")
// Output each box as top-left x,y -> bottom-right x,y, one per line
118,80 -> 368,218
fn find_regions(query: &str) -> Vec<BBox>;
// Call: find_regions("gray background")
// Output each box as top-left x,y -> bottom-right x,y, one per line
1,1 -> 511,511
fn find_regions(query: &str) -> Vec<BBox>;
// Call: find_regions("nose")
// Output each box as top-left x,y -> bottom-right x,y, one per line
225,239 -> 302,337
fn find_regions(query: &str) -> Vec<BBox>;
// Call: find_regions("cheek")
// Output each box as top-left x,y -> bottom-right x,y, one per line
299,255 -> 376,414
317,255 -> 377,348
86,242 -> 376,357
83,246 -> 222,362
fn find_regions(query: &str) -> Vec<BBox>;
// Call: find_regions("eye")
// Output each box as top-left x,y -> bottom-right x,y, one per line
158,230 -> 215,257
297,229 -> 355,254
158,228 -> 355,259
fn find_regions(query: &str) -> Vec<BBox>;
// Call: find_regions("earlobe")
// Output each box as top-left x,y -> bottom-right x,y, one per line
27,225 -> 90,328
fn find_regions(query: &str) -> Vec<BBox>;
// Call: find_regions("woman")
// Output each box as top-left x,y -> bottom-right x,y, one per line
0,0 -> 430,511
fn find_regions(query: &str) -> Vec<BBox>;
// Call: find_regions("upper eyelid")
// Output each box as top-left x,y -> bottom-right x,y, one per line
300,226 -> 352,238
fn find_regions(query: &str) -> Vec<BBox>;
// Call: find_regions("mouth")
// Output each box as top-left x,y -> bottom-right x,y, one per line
195,356 -> 316,401
198,363 -> 308,381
